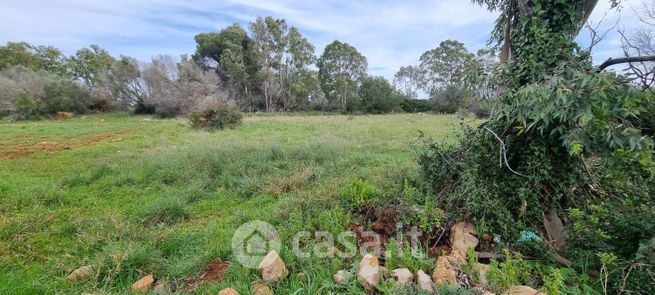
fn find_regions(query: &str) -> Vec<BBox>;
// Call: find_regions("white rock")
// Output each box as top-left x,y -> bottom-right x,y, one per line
357,254 -> 380,290
66,265 -> 93,282
390,268 -> 413,284
258,250 -> 288,283
451,222 -> 479,253
417,270 -> 434,293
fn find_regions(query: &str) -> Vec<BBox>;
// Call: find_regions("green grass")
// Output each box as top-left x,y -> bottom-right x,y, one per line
0,113 -> 465,294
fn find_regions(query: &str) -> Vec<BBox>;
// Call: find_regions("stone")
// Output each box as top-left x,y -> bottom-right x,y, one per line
450,249 -> 468,264
66,265 -> 93,282
390,268 -> 413,284
432,256 -> 457,285
451,222 -> 479,253
504,285 -> 544,295
476,264 -> 490,288
333,270 -> 348,284
218,288 -> 240,295
357,254 -> 380,291
417,270 -> 434,293
257,250 -> 288,282
131,275 -> 155,293
251,282 -> 274,295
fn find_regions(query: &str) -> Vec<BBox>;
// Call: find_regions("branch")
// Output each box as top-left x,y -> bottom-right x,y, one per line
483,126 -> 528,178
598,55 -> 655,71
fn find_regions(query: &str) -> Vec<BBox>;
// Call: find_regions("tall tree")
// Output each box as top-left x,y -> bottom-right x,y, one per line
317,40 -> 368,111
33,46 -> 69,77
393,65 -> 421,99
418,40 -> 475,98
472,0 -> 619,86
0,42 -> 69,76
69,45 -> 116,89
250,17 -> 289,112
104,56 -> 146,108
0,42 -> 40,71
280,27 -> 315,111
193,24 -> 257,110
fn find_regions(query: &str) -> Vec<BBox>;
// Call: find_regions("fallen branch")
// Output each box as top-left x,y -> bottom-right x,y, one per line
598,55 -> 655,71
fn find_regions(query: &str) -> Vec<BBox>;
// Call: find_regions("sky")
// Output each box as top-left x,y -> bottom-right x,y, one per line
0,0 -> 648,81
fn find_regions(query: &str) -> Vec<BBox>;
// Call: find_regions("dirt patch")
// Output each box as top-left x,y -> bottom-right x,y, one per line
0,127 -> 139,159
180,258 -> 230,292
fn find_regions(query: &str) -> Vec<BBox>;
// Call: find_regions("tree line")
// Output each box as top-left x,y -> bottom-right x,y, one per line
0,16 -> 498,119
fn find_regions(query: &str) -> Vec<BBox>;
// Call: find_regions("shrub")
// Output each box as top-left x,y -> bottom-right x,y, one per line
0,65 -> 93,119
400,98 -> 433,113
487,250 -> 532,293
430,85 -> 466,114
42,79 -> 91,114
357,76 -> 403,113
415,68 -> 655,293
190,98 -> 243,131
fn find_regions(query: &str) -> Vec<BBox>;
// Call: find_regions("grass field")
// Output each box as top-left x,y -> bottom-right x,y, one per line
0,113 -> 465,294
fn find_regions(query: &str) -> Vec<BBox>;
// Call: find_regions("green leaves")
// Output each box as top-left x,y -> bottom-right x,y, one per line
317,40 -> 368,111
500,68 -> 654,163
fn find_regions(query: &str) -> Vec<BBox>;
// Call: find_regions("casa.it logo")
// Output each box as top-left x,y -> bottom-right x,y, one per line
231,220 -> 281,269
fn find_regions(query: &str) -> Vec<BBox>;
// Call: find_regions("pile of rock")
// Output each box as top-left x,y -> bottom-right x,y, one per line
330,222 -> 543,295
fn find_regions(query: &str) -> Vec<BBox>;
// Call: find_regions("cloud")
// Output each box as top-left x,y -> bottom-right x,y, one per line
0,0 -> 642,80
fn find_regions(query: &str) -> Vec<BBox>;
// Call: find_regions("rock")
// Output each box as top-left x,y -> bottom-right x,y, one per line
451,222 -> 479,253
449,249 -> 468,264
476,263 -> 490,288
357,254 -> 380,290
416,270 -> 434,293
333,270 -> 348,284
390,268 -> 413,284
218,288 -> 240,295
432,256 -> 457,285
66,265 -> 93,282
504,286 -> 544,295
251,282 -> 273,295
257,250 -> 288,283
131,275 -> 155,293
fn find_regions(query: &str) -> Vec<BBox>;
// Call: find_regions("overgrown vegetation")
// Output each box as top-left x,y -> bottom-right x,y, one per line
190,99 -> 243,131
414,0 -> 655,293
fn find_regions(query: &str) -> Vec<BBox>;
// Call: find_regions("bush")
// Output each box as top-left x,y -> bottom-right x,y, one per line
430,85 -> 466,114
357,76 -> 403,113
400,98 -> 433,113
190,98 -> 243,131
42,79 -> 91,114
415,68 -> 655,294
0,65 -> 93,119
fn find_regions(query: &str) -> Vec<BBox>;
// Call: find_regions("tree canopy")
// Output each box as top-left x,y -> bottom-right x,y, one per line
317,40 -> 368,111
